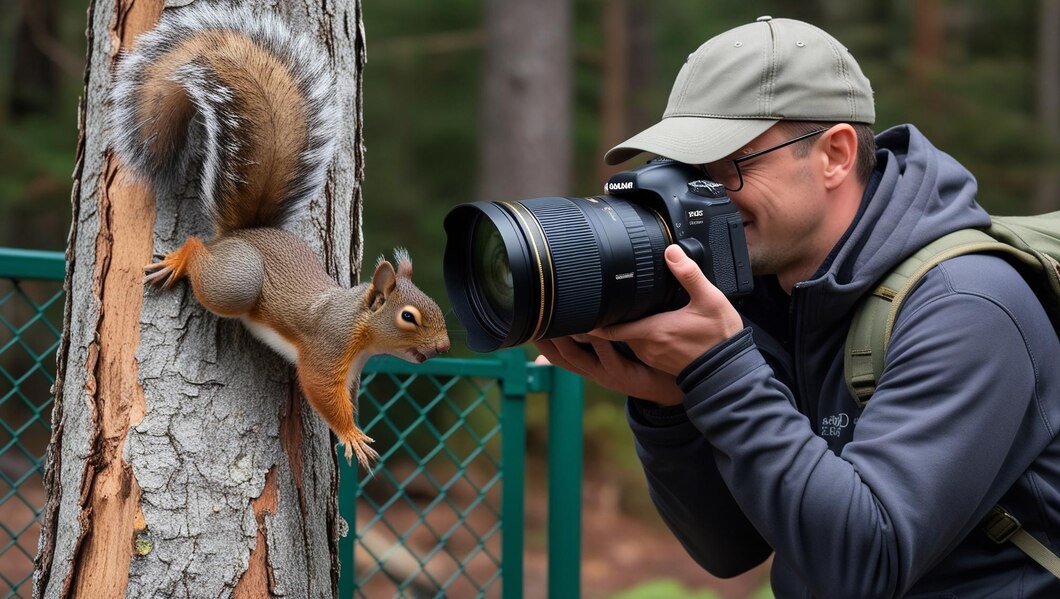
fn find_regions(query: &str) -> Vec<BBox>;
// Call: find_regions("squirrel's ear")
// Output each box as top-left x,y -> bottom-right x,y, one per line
369,260 -> 397,310
394,248 -> 413,279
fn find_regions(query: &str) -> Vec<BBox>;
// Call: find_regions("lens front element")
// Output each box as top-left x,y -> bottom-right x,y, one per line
445,195 -> 675,352
471,218 -> 515,331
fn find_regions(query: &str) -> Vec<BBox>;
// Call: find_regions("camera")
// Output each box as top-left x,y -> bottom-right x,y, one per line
443,159 -> 753,352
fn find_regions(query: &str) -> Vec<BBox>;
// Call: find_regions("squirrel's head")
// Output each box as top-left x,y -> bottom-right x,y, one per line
365,248 -> 450,363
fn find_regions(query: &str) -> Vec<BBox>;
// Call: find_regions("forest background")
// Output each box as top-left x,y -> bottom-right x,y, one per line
1,1 -> 1058,597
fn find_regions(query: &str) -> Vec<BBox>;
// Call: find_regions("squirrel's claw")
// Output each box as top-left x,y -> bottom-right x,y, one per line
144,240 -> 200,288
144,260 -> 179,288
344,430 -> 379,470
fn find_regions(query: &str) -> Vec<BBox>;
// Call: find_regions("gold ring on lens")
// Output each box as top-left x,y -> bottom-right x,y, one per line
500,201 -> 554,341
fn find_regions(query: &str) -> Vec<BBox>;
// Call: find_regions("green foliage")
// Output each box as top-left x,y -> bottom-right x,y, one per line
606,580 -> 720,599
607,578 -> 776,599
361,0 -> 485,354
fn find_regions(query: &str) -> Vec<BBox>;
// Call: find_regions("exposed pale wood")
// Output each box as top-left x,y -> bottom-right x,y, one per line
67,154 -> 154,598
233,467 -> 279,599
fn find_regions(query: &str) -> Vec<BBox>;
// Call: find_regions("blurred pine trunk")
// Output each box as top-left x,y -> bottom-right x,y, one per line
1034,0 -> 1060,212
479,0 -> 572,199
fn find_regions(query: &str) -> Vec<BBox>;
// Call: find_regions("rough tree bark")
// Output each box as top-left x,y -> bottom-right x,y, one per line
33,1 -> 365,597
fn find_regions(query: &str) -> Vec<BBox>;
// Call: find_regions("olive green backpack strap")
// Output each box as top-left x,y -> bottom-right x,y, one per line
843,212 -> 1060,407
842,228 -> 1008,406
981,506 -> 1060,579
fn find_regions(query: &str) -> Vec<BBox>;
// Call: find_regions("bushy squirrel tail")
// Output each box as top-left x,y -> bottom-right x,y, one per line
110,4 -> 342,233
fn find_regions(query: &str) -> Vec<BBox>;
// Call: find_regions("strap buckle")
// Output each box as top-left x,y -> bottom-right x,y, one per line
982,505 -> 1022,544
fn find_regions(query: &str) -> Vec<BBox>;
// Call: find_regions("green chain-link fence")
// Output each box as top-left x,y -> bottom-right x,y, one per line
0,247 -> 583,599
0,249 -> 65,598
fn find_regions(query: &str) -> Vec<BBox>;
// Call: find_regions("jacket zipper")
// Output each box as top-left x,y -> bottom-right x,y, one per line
790,282 -> 815,430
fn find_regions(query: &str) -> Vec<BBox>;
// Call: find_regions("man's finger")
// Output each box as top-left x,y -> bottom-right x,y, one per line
535,337 -> 597,377
665,244 -> 721,304
589,316 -> 655,342
588,338 -> 631,372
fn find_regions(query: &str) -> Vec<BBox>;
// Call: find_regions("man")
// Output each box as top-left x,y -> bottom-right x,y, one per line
536,16 -> 1060,598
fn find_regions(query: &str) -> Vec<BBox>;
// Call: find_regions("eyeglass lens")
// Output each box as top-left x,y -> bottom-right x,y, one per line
700,128 -> 829,192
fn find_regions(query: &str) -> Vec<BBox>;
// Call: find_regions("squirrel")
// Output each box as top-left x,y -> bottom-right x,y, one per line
109,4 -> 450,469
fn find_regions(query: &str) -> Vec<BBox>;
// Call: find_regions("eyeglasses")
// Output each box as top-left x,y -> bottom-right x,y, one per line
700,128 -> 829,192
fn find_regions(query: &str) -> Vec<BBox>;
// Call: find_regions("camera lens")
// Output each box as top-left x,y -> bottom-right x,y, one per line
444,196 -> 674,352
470,218 -> 515,332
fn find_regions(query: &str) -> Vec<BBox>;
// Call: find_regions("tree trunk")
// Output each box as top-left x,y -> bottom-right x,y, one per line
911,0 -> 944,89
596,0 -> 629,184
479,0 -> 572,200
1033,0 -> 1060,212
33,1 -> 365,598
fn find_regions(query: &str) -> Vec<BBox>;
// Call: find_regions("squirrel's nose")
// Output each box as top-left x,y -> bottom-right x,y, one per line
437,339 -> 451,355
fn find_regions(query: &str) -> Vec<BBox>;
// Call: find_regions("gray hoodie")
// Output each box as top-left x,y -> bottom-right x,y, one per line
628,124 -> 1060,598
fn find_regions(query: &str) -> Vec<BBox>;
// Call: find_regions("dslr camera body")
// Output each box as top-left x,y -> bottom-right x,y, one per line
444,159 -> 753,352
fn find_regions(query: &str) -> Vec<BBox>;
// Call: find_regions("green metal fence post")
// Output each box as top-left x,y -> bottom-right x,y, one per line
545,367 -> 583,599
338,449 -> 359,598
499,348 -> 529,599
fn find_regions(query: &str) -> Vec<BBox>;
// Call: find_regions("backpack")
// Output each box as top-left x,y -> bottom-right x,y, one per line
843,211 -> 1060,577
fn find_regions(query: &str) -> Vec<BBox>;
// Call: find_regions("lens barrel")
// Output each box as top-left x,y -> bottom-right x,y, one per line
444,196 -> 673,352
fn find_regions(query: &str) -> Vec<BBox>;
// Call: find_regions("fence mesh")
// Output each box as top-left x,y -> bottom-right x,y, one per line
349,369 -> 506,598
0,277 -> 64,597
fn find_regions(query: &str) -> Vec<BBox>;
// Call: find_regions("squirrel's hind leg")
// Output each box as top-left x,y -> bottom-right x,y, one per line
187,237 -> 264,316
147,236 -> 265,318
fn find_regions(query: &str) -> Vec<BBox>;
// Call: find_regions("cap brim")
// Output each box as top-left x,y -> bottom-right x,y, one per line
604,116 -> 779,166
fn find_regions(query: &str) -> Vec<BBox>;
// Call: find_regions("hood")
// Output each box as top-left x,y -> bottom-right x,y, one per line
800,123 -> 991,326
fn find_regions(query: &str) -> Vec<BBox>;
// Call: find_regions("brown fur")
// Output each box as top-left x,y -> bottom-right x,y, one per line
139,31 -> 308,232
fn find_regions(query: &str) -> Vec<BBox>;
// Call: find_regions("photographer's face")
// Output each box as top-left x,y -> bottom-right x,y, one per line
702,125 -> 836,288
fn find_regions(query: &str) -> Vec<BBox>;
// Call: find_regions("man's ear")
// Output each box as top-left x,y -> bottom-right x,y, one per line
368,260 -> 397,311
819,124 -> 858,190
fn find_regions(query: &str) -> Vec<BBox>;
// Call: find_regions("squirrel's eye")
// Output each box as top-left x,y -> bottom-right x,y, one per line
396,306 -> 422,331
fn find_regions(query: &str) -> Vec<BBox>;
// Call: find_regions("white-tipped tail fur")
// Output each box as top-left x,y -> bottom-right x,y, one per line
109,3 -> 342,231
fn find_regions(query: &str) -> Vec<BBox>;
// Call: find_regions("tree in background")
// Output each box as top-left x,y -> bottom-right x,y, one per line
1035,0 -> 1060,212
32,1 -> 364,597
479,0 -> 572,199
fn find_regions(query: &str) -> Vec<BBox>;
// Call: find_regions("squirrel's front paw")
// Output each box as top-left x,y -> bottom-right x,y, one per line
343,429 -> 379,470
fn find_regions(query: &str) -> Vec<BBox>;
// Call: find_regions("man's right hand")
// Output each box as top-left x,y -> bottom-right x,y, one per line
533,334 -> 684,406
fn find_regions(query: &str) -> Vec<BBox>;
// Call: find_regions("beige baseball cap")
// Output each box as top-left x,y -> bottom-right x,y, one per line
605,16 -> 875,166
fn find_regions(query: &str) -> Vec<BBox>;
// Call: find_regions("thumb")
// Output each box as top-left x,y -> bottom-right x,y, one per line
665,244 -> 718,302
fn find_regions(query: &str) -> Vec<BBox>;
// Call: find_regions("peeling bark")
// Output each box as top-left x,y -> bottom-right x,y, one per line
34,1 -> 364,598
